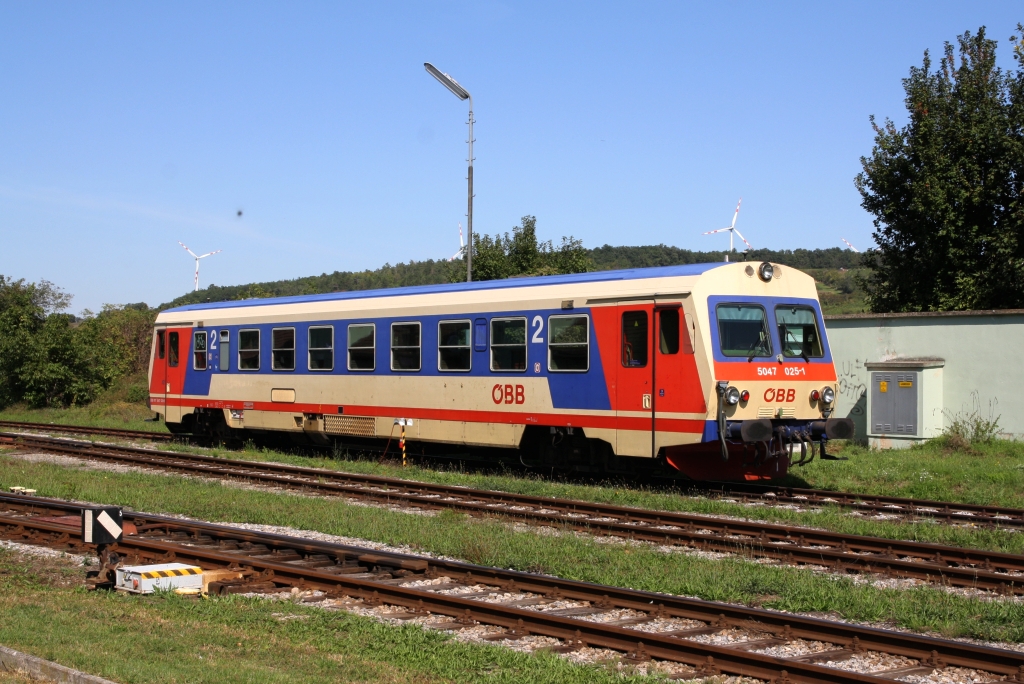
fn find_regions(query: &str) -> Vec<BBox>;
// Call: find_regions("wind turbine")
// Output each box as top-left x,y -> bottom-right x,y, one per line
702,199 -> 752,262
448,223 -> 465,261
841,238 -> 860,253
178,242 -> 222,291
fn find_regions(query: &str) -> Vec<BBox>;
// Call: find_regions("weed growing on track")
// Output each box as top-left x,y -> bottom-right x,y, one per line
4,406 -> 1024,551
0,548 -> 642,684
3,433 -> 1024,556
3,455 -> 1024,644
4,405 -> 1023,510
141,439 -> 1024,556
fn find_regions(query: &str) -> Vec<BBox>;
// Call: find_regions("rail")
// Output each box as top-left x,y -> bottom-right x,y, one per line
3,431 -> 1022,594
3,491 -> 1024,684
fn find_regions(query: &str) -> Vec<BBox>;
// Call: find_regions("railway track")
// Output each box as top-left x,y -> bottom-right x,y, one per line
0,420 -> 173,442
4,420 -> 1024,531
3,431 -> 1023,595
3,491 -> 1024,684
687,480 -> 1024,531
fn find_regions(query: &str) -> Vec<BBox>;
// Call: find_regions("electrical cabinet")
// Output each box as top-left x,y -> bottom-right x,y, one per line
864,359 -> 944,448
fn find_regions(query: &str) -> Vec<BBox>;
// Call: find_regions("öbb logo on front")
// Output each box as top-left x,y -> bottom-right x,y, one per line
763,388 -> 796,403
492,384 -> 525,405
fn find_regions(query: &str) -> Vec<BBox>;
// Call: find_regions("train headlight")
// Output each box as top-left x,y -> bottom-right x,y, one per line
757,262 -> 774,282
821,386 -> 835,404
725,386 -> 741,405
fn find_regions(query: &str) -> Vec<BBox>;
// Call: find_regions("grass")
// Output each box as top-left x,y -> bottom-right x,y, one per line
5,388 -> 1024,511
0,548 -> 645,684
3,404 -> 1024,555
787,439 -> 1024,507
0,373 -> 166,433
0,403 -> 161,432
139,438 -> 1024,556
3,453 -> 1024,644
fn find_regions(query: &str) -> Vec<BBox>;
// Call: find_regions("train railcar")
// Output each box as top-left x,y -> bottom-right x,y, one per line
148,261 -> 852,480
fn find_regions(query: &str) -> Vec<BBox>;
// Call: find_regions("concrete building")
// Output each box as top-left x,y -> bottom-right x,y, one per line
823,310 -> 1024,447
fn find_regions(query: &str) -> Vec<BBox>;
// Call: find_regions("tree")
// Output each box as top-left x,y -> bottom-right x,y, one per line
447,215 -> 592,282
78,304 -> 157,377
856,26 -> 1024,312
0,277 -> 158,408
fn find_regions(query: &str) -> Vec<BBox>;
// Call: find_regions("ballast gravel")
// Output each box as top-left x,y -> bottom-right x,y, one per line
8,444 -> 1023,599
2,516 -> 1023,683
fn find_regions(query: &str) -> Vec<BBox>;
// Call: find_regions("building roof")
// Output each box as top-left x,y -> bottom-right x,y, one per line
825,309 -> 1024,321
163,263 -> 727,313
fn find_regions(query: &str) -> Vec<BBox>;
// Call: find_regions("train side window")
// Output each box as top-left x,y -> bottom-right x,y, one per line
621,311 -> 648,367
659,309 -> 679,354
308,326 -> 334,371
193,331 -> 208,370
775,306 -> 823,358
219,330 -> 230,371
272,328 -> 296,371
391,322 -> 421,371
157,330 -> 165,360
548,315 -> 589,372
168,332 -> 179,367
490,318 -> 527,371
438,320 -> 471,372
238,329 -> 260,370
717,304 -> 771,357
348,324 -> 375,371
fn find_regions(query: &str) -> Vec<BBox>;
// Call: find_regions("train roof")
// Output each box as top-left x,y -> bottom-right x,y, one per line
163,263 -> 728,314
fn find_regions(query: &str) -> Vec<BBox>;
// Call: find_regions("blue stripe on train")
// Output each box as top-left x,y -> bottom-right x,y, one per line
178,308 -> 612,411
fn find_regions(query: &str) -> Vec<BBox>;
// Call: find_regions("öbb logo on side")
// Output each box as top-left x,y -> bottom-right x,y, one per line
763,388 -> 796,403
492,384 -> 525,405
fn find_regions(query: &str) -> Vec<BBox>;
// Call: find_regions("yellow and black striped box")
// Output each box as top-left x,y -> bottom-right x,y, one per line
115,563 -> 203,594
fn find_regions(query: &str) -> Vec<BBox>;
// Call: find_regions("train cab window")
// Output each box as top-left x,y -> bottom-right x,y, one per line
659,309 -> 679,354
438,320 -> 471,371
347,324 -> 375,371
490,318 -> 527,371
621,311 -> 648,367
391,322 -> 421,371
548,315 -> 589,372
716,304 -> 771,358
775,306 -> 823,359
272,328 -> 296,371
238,330 -> 260,370
193,331 -> 208,370
157,331 -> 165,360
308,326 -> 334,371
168,332 -> 179,367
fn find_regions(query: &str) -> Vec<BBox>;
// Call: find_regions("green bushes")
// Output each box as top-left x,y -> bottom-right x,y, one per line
0,276 -> 155,409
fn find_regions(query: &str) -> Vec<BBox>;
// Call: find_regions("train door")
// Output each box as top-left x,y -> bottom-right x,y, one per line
164,328 -> 186,422
151,328 -> 168,415
616,302 -> 654,457
652,302 -> 706,454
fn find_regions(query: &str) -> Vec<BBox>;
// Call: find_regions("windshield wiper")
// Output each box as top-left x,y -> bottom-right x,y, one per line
746,335 -> 769,362
783,328 -> 809,362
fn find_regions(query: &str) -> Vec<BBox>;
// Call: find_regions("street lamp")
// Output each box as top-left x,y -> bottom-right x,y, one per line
424,62 -> 474,282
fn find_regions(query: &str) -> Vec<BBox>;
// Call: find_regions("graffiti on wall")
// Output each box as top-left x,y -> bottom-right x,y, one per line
837,359 -> 867,416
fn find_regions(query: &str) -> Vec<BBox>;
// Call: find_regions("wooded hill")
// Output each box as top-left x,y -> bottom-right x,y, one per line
160,245 -> 864,310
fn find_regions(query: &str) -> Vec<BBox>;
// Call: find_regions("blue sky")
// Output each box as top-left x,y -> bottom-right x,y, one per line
1,2 -> 1020,312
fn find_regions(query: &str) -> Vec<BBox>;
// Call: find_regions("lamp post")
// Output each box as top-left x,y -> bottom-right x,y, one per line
424,62 -> 474,282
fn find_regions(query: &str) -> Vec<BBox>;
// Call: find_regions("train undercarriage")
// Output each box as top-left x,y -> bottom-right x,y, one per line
164,408 -> 854,482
